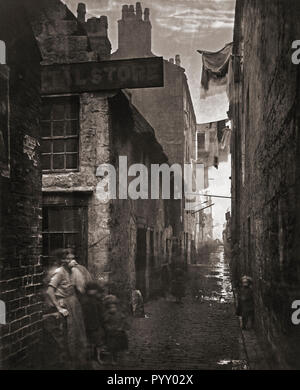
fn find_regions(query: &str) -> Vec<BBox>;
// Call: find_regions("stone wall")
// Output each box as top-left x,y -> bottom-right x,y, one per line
230,0 -> 300,369
43,89 -> 173,306
108,92 -> 173,303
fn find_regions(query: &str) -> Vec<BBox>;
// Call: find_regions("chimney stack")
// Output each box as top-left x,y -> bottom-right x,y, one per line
84,15 -> 111,60
113,3 -> 153,59
77,3 -> 86,24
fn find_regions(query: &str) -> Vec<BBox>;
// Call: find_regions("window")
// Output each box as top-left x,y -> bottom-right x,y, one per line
197,132 -> 205,151
197,132 -> 206,159
41,96 -> 79,172
42,195 -> 88,267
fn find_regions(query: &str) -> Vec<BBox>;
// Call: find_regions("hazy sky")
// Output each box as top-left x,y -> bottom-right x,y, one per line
63,0 -> 235,122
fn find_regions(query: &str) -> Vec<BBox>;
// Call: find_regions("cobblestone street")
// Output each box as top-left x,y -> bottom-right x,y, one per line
111,247 -> 248,370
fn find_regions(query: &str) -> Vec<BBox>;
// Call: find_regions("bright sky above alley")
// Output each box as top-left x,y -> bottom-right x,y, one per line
63,0 -> 235,122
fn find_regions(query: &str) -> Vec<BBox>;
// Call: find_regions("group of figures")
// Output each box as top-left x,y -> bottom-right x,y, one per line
42,249 -> 129,370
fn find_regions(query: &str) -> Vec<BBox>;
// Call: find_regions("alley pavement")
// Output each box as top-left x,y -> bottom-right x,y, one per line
101,247 -> 253,370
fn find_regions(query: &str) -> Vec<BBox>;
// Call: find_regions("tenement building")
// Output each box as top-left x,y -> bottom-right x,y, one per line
30,0 -> 175,303
229,0 -> 300,369
111,3 -> 200,264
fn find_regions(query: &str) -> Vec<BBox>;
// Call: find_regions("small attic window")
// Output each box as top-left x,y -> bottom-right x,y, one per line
0,41 -> 6,64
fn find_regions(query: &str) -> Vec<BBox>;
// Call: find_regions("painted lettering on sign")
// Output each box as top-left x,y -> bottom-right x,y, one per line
42,57 -> 164,95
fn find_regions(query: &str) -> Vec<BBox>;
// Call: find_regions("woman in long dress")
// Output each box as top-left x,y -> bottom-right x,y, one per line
46,249 -> 88,369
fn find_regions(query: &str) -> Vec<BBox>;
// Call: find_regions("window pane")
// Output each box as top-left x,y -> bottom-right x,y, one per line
41,104 -> 51,120
53,121 -> 65,137
65,233 -> 78,249
41,121 -> 51,137
63,208 -> 80,231
66,138 -> 78,152
53,154 -> 65,170
48,208 -> 64,231
41,140 -> 52,154
52,103 -> 65,120
50,233 -> 64,252
66,120 -> 78,136
66,154 -> 78,170
65,101 -> 79,120
42,154 -> 51,170
53,139 -> 65,153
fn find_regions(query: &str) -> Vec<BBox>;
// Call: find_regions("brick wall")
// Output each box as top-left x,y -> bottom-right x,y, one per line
230,0 -> 300,369
0,1 -> 43,369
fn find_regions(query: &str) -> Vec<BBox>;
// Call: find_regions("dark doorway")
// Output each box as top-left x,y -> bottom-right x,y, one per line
135,228 -> 147,298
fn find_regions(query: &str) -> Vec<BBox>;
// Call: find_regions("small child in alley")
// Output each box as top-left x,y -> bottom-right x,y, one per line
236,276 -> 254,330
103,295 -> 129,365
171,267 -> 186,304
81,282 -> 106,366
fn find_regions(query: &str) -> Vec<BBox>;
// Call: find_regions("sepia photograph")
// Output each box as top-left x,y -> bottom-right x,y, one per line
0,0 -> 300,374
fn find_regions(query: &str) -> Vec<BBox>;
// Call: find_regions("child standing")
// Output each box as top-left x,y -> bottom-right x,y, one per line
170,268 -> 185,304
236,276 -> 254,330
81,282 -> 106,365
103,295 -> 129,365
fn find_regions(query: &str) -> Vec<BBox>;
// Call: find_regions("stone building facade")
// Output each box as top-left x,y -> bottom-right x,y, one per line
111,3 -> 199,264
229,0 -> 300,369
196,120 -> 231,246
31,0 -> 174,303
0,0 -> 43,369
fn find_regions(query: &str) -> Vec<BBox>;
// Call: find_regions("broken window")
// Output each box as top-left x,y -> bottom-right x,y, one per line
41,96 -> 79,172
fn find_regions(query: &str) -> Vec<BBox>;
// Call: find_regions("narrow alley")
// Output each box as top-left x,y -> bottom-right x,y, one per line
112,247 -> 248,370
1,0 -> 300,372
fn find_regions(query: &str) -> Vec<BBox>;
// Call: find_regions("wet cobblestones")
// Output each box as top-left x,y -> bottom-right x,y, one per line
110,248 -> 248,370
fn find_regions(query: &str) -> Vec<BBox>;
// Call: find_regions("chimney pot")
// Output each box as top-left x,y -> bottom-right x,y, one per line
144,8 -> 150,21
77,2 -> 86,23
99,15 -> 108,29
169,58 -> 174,64
136,2 -> 142,20
122,5 -> 129,20
129,5 -> 135,18
175,54 -> 181,66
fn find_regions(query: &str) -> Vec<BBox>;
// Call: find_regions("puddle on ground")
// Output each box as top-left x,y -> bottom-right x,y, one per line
209,250 -> 234,302
217,359 -> 249,370
191,247 -> 234,304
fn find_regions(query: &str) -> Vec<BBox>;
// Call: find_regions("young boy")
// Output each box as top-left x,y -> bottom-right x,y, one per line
103,295 -> 129,365
236,276 -> 254,330
81,282 -> 106,365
